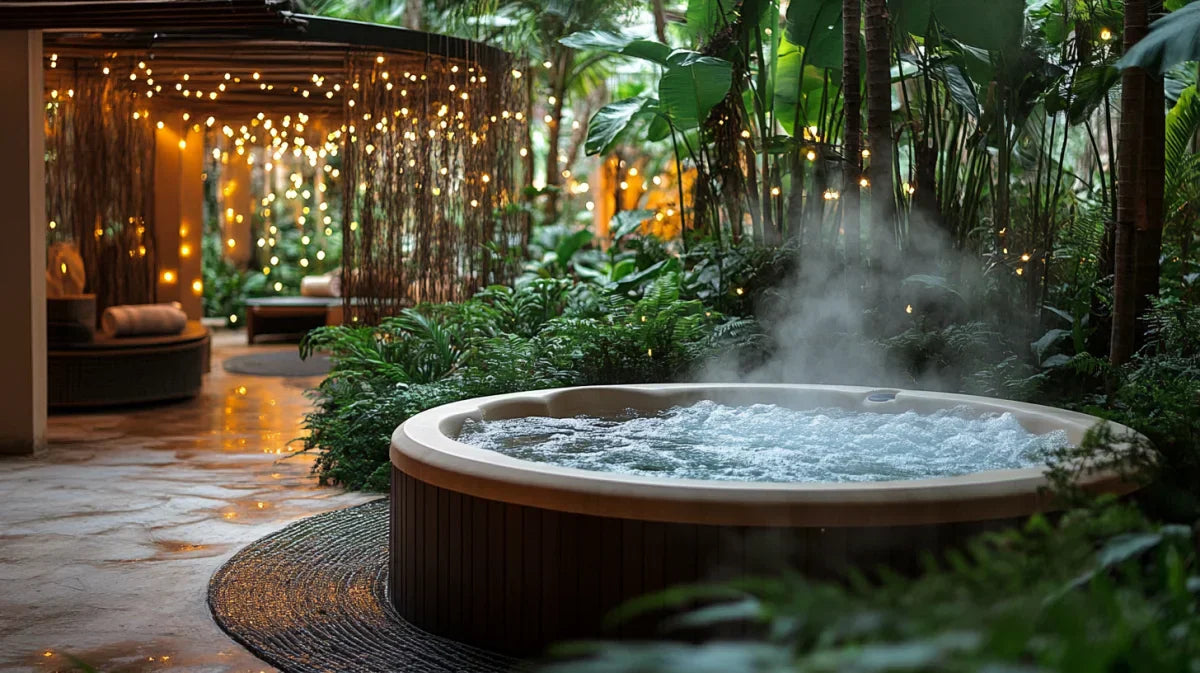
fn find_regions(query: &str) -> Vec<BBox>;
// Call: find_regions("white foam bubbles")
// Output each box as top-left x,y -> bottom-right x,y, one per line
456,400 -> 1069,483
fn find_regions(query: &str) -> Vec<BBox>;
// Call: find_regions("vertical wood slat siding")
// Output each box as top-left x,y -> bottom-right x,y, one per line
390,467 -> 1016,657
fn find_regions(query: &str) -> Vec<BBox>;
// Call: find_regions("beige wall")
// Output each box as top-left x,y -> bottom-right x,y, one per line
0,31 -> 47,455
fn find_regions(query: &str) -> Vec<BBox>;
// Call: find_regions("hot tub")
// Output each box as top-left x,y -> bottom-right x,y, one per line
389,384 -> 1142,655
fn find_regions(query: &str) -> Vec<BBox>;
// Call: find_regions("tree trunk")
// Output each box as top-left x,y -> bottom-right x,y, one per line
402,0 -> 422,30
842,0 -> 862,265
651,0 -> 668,43
1133,0 -> 1165,347
863,0 -> 895,265
1110,0 -> 1148,365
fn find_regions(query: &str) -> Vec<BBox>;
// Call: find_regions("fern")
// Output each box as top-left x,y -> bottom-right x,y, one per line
1165,85 -> 1200,173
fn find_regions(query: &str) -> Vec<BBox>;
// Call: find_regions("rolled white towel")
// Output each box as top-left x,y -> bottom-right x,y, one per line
300,273 -> 342,298
101,303 -> 187,337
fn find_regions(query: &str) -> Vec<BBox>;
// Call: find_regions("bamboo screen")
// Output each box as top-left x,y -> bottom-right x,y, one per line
41,33 -> 525,326
339,51 -> 525,323
45,73 -> 158,313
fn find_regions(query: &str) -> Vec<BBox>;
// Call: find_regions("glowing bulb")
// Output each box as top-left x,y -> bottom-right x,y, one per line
906,304 -> 913,314
161,270 -> 176,283
192,279 -> 203,294
179,244 -> 191,257
1099,27 -> 1113,41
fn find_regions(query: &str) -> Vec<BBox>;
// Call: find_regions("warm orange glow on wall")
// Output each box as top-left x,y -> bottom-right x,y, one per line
179,244 -> 192,258
191,279 -> 203,295
161,270 -> 177,283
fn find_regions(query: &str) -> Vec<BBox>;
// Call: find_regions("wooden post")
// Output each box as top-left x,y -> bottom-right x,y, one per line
0,31 -> 47,455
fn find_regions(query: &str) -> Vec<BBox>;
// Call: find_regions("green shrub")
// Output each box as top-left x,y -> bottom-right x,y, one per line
300,274 -> 763,490
545,504 -> 1200,673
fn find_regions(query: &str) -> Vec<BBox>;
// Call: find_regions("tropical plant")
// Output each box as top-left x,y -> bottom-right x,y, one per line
300,273 -> 765,489
544,505 -> 1200,673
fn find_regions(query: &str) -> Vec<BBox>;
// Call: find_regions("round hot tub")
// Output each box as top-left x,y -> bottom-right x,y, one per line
389,384 -> 1142,656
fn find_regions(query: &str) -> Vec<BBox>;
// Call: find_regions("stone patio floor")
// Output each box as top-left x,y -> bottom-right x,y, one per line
0,330 -> 375,673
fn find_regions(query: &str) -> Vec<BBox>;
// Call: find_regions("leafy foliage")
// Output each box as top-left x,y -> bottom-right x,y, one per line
300,274 -> 763,489
546,505 -> 1200,673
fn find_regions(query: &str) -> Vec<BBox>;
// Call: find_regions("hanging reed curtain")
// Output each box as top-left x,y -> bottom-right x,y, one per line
45,69 -> 158,315
340,46 -> 525,324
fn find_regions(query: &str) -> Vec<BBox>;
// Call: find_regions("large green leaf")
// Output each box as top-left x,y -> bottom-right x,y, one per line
932,0 -> 1023,52
890,0 -> 1022,52
784,0 -> 843,70
899,53 -> 980,117
610,209 -> 655,241
657,51 -> 734,130
938,61 -> 979,118
584,96 -> 656,155
684,0 -> 736,42
554,229 -> 593,267
1066,65 -> 1121,125
1117,2 -> 1200,75
890,0 -> 933,36
773,37 -> 828,135
1166,86 -> 1200,171
559,30 -> 671,64
611,258 -> 681,294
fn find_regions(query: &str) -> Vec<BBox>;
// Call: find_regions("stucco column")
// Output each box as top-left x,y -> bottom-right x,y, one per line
154,123 -> 204,318
154,125 -> 183,307
0,31 -> 47,455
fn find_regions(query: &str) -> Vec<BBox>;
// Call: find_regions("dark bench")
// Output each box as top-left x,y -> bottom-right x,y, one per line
244,296 -> 343,344
48,321 -> 210,409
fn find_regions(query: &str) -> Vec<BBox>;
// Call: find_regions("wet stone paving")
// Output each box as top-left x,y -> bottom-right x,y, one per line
0,331 -> 374,673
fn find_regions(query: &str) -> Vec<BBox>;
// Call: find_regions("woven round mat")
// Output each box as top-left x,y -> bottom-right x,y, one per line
222,351 -> 331,377
208,499 -> 524,673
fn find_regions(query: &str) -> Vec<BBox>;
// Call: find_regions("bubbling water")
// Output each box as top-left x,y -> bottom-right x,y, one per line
456,400 -> 1070,483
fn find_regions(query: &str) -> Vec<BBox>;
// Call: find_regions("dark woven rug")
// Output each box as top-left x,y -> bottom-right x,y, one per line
222,350 -> 331,377
208,499 -> 523,673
